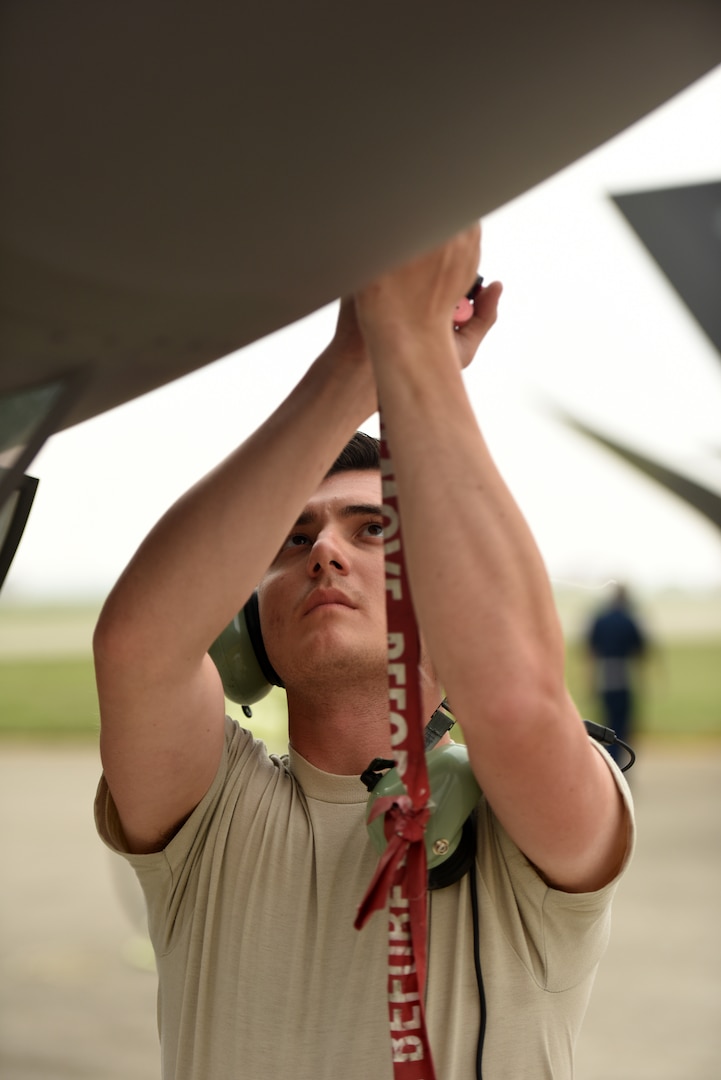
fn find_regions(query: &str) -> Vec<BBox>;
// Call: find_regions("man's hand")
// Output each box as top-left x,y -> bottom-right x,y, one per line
453,276 -> 503,371
352,222 -> 501,371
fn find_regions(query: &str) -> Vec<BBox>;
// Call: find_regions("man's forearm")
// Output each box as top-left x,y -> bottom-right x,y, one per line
372,333 -> 565,727
97,336 -> 376,665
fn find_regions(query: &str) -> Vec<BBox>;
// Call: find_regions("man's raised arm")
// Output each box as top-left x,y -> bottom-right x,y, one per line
355,224 -> 630,894
94,308 -> 375,853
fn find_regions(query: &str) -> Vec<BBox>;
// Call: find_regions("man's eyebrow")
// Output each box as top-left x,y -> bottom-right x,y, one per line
293,503 -> 383,526
341,503 -> 384,519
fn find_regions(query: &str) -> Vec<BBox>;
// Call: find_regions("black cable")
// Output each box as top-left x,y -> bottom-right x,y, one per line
614,738 -> 636,773
469,817 -> 486,1080
465,721 -> 633,1079
582,719 -> 636,772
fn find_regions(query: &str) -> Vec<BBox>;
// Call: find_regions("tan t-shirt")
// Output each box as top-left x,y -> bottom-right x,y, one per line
96,717 -> 634,1080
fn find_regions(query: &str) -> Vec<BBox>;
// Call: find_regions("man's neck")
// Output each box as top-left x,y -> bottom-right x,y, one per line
287,685 -> 392,776
286,677 -> 443,776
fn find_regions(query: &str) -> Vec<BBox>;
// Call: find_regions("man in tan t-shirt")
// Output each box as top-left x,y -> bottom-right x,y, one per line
94,224 -> 633,1079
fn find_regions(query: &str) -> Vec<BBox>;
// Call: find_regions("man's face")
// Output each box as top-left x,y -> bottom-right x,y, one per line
257,469 -> 388,691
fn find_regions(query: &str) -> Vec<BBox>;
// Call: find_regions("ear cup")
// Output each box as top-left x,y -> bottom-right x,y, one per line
365,742 -> 480,883
208,593 -> 283,705
427,814 -> 476,891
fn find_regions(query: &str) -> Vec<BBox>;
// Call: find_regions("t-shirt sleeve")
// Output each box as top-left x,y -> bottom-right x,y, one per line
94,716 -> 278,955
475,740 -> 635,992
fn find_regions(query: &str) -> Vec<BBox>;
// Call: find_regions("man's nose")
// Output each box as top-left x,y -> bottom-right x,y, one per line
307,530 -> 348,575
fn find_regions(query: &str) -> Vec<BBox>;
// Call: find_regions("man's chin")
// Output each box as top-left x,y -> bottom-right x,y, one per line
282,639 -> 387,692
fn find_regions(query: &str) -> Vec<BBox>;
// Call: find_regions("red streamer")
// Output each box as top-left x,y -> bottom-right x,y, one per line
355,418 -> 437,1080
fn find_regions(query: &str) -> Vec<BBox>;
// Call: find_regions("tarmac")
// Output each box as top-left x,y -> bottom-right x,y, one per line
1,739 -> 720,1080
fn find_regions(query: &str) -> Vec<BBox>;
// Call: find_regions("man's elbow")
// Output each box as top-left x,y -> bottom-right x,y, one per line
93,584 -> 169,686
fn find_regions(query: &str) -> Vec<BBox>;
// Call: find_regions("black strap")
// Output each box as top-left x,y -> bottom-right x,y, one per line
244,591 -> 283,687
424,701 -> 456,750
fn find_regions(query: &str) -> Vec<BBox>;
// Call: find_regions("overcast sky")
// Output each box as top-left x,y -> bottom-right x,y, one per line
4,65 -> 721,604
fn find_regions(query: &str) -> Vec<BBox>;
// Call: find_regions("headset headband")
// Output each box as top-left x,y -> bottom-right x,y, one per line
244,591 -> 283,688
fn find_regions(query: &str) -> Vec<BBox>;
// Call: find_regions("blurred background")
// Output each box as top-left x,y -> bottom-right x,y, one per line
1,64 -> 720,1080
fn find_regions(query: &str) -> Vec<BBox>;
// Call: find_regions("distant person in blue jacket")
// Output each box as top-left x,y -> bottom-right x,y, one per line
587,584 -> 648,763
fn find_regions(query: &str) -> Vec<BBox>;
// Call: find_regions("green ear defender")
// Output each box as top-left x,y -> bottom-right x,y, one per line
360,703 -> 481,890
363,741 -> 480,889
208,592 -> 283,706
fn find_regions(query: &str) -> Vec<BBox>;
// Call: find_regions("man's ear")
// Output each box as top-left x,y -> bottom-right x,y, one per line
208,592 -> 283,705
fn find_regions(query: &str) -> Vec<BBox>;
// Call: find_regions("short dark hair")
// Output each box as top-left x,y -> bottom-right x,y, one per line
326,431 -> 380,477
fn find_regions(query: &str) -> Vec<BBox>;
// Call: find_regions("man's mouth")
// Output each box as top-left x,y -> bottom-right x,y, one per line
302,588 -> 356,615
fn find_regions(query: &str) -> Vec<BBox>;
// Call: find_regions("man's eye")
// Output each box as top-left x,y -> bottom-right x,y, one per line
284,533 -> 310,549
363,522 -> 384,539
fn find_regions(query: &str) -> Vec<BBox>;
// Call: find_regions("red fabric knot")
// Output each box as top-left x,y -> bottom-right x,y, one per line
354,797 -> 430,931
372,794 -> 430,844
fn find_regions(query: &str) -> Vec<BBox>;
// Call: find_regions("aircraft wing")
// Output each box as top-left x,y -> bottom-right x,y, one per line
613,181 -> 721,359
1,2 -> 720,501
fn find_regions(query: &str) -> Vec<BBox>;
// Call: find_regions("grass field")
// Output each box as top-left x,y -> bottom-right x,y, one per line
1,593 -> 719,742
0,657 -> 101,739
564,638 -> 721,739
0,636 -> 719,744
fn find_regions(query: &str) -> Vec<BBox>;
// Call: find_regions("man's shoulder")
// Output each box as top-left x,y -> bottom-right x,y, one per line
223,715 -> 291,783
